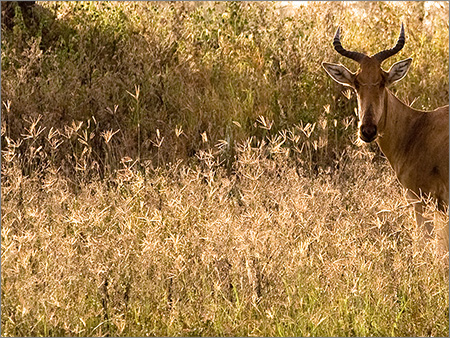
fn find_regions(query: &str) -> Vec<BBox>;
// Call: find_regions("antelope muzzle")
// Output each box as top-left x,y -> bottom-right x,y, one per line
359,123 -> 377,143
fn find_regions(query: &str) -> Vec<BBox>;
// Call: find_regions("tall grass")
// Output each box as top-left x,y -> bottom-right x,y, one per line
1,1 -> 448,172
1,1 -> 449,336
2,134 -> 448,336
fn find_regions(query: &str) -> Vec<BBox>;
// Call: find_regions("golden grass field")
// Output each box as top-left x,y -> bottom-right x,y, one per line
1,1 -> 449,336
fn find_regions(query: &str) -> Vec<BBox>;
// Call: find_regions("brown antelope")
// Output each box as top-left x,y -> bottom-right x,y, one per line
322,24 -> 449,241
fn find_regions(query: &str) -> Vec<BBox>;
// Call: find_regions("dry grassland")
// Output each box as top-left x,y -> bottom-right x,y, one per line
1,1 -> 449,336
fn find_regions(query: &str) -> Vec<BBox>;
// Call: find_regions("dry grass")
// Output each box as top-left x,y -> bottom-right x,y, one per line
1,1 -> 448,169
1,1 -> 449,337
2,129 -> 448,336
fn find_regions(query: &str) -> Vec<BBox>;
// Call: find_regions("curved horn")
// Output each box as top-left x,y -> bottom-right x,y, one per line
333,27 -> 366,63
373,23 -> 405,63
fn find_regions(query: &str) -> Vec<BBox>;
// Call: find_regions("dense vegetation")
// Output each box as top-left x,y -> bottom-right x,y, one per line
1,1 -> 448,336
2,1 -> 448,175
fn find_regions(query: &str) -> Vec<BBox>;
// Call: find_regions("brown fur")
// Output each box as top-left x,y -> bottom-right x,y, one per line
377,93 -> 449,210
323,54 -> 449,244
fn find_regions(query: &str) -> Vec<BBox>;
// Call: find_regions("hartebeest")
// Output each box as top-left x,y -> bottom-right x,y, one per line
322,24 -> 449,239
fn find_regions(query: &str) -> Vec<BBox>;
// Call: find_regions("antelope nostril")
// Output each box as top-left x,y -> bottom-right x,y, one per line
360,125 -> 377,141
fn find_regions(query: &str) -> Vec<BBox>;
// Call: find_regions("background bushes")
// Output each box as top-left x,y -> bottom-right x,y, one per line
2,1 -> 448,179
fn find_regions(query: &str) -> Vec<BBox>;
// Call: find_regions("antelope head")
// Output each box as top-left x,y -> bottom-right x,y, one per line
322,24 -> 412,143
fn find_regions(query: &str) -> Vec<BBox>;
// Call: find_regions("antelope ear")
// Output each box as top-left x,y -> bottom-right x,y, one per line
386,58 -> 412,85
322,62 -> 355,87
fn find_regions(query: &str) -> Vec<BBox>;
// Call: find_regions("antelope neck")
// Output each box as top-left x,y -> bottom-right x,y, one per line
375,90 -> 420,167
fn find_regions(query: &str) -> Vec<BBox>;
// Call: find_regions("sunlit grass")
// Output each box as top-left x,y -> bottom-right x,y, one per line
1,1 -> 448,336
1,135 -> 448,336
